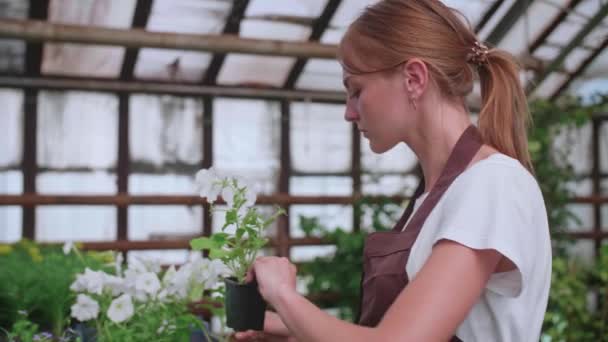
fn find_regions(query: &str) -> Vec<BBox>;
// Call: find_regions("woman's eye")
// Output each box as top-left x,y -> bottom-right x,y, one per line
349,90 -> 360,99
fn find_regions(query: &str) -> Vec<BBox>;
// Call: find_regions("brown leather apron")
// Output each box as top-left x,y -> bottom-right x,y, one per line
357,125 -> 483,341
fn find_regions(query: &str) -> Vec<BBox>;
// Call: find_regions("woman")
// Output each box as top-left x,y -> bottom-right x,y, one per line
235,0 -> 551,341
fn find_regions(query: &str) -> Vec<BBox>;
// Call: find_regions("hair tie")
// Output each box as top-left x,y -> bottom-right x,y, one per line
467,41 -> 489,67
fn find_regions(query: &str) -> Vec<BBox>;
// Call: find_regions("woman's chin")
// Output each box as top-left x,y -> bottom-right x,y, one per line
368,141 -> 391,154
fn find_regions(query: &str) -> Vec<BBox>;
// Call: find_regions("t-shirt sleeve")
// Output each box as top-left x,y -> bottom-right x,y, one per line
433,162 -> 541,298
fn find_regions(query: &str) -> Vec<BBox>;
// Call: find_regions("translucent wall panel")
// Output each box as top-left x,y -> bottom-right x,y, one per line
129,174 -> 197,195
564,204 -> 593,232
289,176 -> 353,238
130,94 -> 203,169
565,240 -> 595,265
0,206 -> 21,242
212,205 -> 277,238
36,206 -> 117,242
213,98 -> 280,194
290,176 -> 352,196
290,245 -> 337,262
552,122 -> 593,175
291,102 -> 350,172
42,0 -> 136,77
218,20 -> 308,86
0,39 -> 24,73
361,141 -> 417,173
129,206 -> 202,241
246,0 -> 328,17
494,1 -> 561,55
442,0 -> 495,27
0,0 -> 27,73
128,250 -> 190,266
38,91 -> 118,169
0,171 -> 22,194
532,72 -> 569,99
37,172 -> 116,194
296,59 -> 344,91
0,89 -> 22,167
134,0 -> 229,82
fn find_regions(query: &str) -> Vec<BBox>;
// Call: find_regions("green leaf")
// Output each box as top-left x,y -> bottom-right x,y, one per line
211,233 -> 229,247
189,237 -> 215,251
209,249 -> 230,259
225,209 -> 238,225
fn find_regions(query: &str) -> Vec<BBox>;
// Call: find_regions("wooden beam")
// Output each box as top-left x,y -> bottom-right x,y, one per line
0,76 -> 346,103
0,19 -> 337,58
351,124 -> 361,231
283,0 -> 342,89
2,194 -> 606,206
527,3 -> 608,95
202,97 -> 213,238
202,0 -> 249,85
120,0 -> 153,80
277,101 -> 292,257
78,237 -> 334,252
591,119 -> 602,257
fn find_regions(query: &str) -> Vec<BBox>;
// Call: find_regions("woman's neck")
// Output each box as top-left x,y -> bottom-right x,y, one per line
409,101 -> 472,192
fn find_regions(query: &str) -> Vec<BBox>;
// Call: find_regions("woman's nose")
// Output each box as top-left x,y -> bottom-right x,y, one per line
344,101 -> 359,122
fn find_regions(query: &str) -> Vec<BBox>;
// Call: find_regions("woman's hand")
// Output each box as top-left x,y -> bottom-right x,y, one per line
232,311 -> 295,341
246,256 -> 297,307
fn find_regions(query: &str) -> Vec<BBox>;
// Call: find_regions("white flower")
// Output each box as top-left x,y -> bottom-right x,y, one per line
135,272 -> 161,296
70,294 -> 99,322
195,167 -> 222,203
102,273 -> 125,296
62,241 -> 74,255
221,186 -> 235,207
70,268 -> 104,295
107,294 -> 134,323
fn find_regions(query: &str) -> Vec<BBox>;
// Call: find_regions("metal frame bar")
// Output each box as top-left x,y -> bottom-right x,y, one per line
119,0 -> 153,80
0,76 -> 346,103
485,0 -> 534,46
527,3 -> 608,95
202,0 -> 250,85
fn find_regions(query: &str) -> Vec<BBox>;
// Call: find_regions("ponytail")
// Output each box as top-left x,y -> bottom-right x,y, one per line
477,50 -> 533,173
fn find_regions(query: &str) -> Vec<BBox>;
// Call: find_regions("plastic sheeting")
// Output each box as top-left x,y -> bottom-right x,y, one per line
42,0 -> 136,78
0,89 -> 22,167
37,91 -> 118,169
291,102 -> 351,172
213,98 -> 281,194
130,94 -> 204,169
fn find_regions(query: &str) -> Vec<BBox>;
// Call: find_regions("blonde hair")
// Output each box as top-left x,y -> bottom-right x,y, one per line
339,0 -> 533,172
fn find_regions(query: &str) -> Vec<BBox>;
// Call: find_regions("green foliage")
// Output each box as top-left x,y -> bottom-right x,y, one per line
191,176 -> 285,284
0,240 -> 110,337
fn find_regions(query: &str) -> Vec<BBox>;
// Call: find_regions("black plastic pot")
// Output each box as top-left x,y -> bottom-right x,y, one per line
224,277 -> 266,331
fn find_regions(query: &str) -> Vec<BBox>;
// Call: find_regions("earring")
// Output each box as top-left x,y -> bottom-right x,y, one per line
409,97 -> 417,110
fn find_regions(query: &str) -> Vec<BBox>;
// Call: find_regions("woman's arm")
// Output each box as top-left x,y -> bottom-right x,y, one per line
252,240 -> 503,342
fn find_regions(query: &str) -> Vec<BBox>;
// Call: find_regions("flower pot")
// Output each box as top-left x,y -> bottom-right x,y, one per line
224,277 -> 266,331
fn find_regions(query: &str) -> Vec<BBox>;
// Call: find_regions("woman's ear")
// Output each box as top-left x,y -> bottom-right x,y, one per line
401,58 -> 428,99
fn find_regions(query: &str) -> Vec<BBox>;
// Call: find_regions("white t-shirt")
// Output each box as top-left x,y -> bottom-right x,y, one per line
403,153 -> 552,342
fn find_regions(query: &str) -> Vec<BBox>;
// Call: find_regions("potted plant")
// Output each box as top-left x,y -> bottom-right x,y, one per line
190,167 -> 285,332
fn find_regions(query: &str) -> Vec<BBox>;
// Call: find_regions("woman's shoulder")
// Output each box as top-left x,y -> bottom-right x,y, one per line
444,153 -> 545,210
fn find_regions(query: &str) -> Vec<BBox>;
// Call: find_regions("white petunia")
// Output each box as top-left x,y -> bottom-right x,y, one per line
62,241 -> 74,255
244,189 -> 257,208
135,272 -> 161,296
70,294 -> 99,322
221,186 -> 235,207
70,268 -> 104,295
195,167 -> 222,203
102,273 -> 125,296
107,294 -> 134,323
